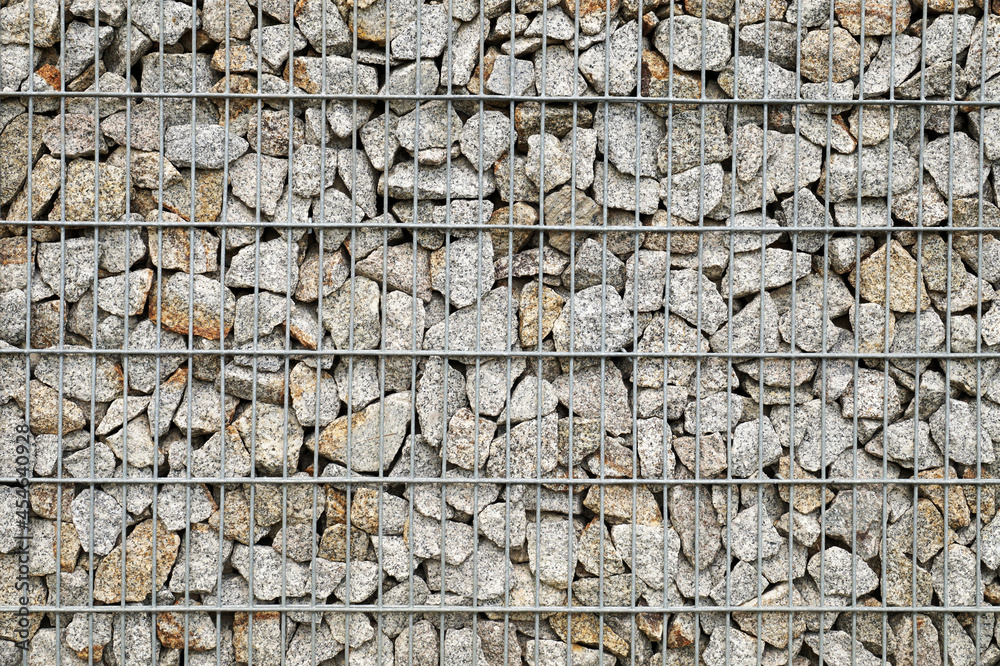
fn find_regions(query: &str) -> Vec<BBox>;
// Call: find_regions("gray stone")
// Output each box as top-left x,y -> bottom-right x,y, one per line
289,362 -> 341,428
723,248 -> 813,299
524,133 -> 573,192
383,158 -> 496,200
43,114 -> 108,158
653,16 -> 731,72
201,0 -> 255,40
709,291 -> 780,356
525,517 -> 577,589
132,0 -> 197,45
705,626 -> 774,666
380,60 -> 440,115
322,277 -> 382,350
226,238 -> 300,294
429,238 -> 495,309
97,269 -> 154,317
594,162 -> 660,215
860,35 -> 922,97
71,489 -> 122,556
551,285 -> 633,355
229,152 -> 288,217
231,544 -> 313,600
737,22 -> 805,70
293,0 -> 350,53
251,25 -> 307,69
658,112 -> 732,175
62,22 -> 115,81
924,133 -> 991,199
290,145 -> 338,197
460,111 -> 511,167
486,55 -> 535,95
578,20 -> 641,95
395,101 -> 463,161
610,523 -> 678,590
719,56 -> 797,99
663,163 -> 725,222
424,287 -> 518,358
391,4 -> 457,60
803,631 -> 881,666
825,140 -> 919,203
164,124 -> 249,169
595,104 -> 664,178
929,399 -> 995,467
532,45 -> 588,97
808,546 -> 878,597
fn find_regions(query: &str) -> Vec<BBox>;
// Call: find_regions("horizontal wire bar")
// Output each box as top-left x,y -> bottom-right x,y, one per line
7,348 -> 1000,359
5,220 -> 1000,234
9,476 -> 997,486
4,90 -> 999,106
7,604 -> 998,614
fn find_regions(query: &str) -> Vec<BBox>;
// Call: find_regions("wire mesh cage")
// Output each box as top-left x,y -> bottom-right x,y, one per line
1,0 -> 999,663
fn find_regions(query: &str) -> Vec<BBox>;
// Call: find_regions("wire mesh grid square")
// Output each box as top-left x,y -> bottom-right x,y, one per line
0,0 -> 999,663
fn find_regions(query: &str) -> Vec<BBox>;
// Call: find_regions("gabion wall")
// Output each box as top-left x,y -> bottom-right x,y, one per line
0,0 -> 999,663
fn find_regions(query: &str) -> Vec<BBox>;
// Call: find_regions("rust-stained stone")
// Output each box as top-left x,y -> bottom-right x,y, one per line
325,486 -> 350,525
514,103 -> 593,145
835,0 -> 910,35
208,486 -> 268,545
233,611 -> 283,666
54,521 -> 81,572
467,47 -> 500,96
318,522 -> 370,562
294,247 -> 350,302
776,456 -> 834,514
157,604 -> 218,650
337,0 -> 418,45
637,612 -> 664,642
149,227 -> 221,274
210,75 -> 258,135
30,300 -> 66,349
583,485 -> 664,526
561,0 -> 623,34
6,154 -> 62,222
488,202 -> 537,256
0,236 -> 32,293
800,28 -> 862,83
848,240 -> 931,313
209,42 -> 263,75
666,613 -> 696,648
549,613 -> 630,658
918,467 -> 972,530
148,271 -> 237,340
17,380 -> 86,435
733,583 -> 807,649
93,519 -> 180,603
153,168 -> 226,222
313,391 -> 412,472
641,51 -> 702,113
0,114 -> 47,206
519,280 -> 565,348
29,484 -> 74,522
49,160 -> 130,222
0,553 -> 45,641
683,0 -> 734,19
